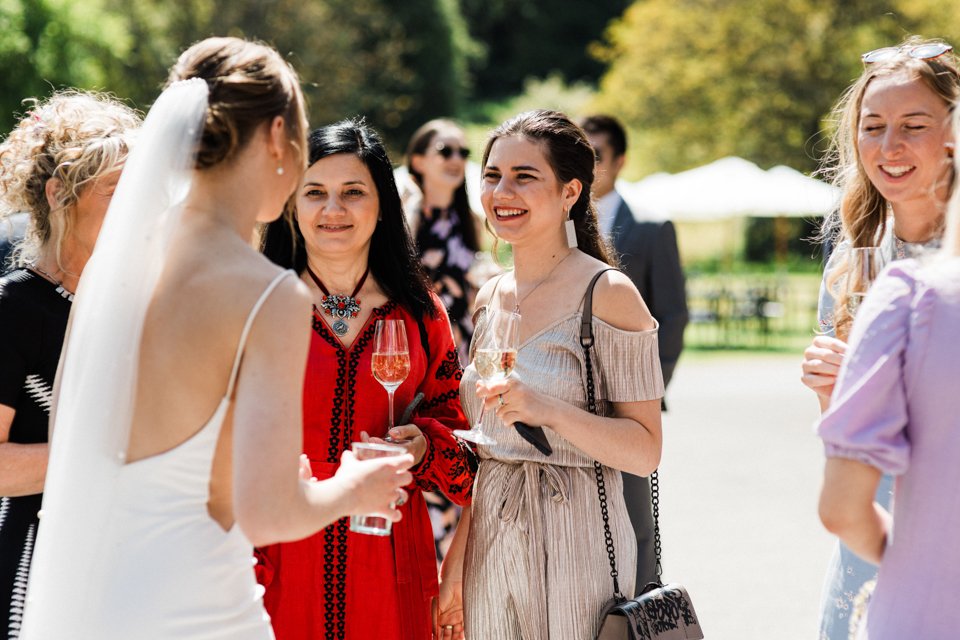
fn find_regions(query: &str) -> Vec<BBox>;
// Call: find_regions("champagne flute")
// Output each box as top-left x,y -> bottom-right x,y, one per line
846,247 -> 881,316
454,309 -> 521,446
372,319 -> 410,432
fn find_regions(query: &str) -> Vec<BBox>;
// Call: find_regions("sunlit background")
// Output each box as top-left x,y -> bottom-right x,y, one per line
8,0 -> 957,352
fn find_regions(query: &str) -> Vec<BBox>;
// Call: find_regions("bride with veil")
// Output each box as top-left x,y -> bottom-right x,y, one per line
20,37 -> 414,639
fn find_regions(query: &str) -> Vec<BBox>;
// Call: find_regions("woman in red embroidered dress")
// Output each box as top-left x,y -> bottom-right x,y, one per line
258,119 -> 476,640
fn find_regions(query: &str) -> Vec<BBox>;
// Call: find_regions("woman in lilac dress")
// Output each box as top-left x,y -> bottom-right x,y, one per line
817,127 -> 960,635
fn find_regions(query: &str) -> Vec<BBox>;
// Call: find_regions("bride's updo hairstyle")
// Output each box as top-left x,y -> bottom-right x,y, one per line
166,37 -> 308,171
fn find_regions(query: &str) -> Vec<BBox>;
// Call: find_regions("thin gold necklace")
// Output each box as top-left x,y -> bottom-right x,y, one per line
512,250 -> 573,313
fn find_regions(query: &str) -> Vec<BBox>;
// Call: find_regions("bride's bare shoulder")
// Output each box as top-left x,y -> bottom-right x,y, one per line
214,251 -> 310,322
162,232 -> 310,332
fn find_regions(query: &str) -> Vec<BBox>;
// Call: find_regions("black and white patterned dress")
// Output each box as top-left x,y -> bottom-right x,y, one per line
0,269 -> 70,639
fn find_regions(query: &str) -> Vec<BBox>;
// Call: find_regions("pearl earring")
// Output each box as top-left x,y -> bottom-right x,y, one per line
276,165 -> 285,176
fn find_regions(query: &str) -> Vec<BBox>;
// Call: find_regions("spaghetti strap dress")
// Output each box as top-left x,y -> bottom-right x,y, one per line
21,271 -> 292,640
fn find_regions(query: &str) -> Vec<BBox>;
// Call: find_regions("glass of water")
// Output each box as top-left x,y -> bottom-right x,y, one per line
349,441 -> 407,536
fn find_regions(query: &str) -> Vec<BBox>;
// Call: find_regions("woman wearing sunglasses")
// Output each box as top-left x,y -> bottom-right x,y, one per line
403,119 -> 483,570
404,119 -> 481,361
802,36 -> 958,639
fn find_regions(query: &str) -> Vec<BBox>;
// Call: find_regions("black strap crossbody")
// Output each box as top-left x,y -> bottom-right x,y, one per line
580,269 -> 704,640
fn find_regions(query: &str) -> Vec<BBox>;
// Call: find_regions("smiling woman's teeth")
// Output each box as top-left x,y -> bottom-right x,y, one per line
882,165 -> 913,177
497,208 -> 525,217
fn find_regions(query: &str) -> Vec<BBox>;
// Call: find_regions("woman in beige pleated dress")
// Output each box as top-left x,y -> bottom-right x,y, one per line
435,109 -> 664,640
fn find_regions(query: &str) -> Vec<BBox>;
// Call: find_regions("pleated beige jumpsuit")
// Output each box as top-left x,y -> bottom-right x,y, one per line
462,306 -> 664,639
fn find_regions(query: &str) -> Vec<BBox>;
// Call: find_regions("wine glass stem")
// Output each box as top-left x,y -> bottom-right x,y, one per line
388,387 -> 396,429
474,404 -> 485,431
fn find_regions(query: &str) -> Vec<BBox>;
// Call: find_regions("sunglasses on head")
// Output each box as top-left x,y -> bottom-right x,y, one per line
435,142 -> 470,160
861,42 -> 953,65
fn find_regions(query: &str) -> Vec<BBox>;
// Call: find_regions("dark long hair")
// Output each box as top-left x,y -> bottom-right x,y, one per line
404,118 -> 480,251
261,118 -> 435,322
482,109 -> 616,266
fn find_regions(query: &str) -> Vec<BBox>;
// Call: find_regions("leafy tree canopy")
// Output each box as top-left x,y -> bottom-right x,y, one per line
3,0 -> 478,151
592,0 -> 960,175
0,0 -> 132,130
460,0 -> 630,99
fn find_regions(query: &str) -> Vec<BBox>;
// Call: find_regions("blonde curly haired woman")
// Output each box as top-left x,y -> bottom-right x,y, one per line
0,90 -> 140,636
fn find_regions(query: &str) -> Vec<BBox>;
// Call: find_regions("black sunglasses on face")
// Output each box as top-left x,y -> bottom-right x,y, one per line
435,142 -> 470,160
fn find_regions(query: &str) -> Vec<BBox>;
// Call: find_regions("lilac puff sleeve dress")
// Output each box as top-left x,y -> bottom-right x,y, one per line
815,229 -> 939,640
817,259 -> 960,640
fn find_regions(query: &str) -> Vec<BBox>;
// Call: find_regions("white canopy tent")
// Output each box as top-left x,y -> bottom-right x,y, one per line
617,156 -> 839,222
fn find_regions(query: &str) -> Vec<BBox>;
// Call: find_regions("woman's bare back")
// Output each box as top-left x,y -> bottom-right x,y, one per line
127,219 -> 291,528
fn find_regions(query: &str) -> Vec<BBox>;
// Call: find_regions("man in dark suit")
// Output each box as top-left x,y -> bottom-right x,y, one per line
581,115 -> 689,587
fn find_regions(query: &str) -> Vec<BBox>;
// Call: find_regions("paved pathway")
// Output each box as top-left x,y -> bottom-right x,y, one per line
655,352 -> 835,639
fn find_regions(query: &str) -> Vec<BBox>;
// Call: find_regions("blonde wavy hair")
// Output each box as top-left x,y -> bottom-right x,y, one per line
821,36 -> 959,340
0,91 -> 140,270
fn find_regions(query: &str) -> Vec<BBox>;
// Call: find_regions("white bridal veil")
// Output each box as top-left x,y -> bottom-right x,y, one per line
20,79 -> 208,635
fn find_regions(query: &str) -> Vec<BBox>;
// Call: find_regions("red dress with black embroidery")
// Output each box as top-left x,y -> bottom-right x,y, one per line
256,295 -> 476,640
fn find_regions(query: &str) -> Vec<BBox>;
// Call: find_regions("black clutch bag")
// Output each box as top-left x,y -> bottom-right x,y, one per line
579,270 -> 704,640
596,581 -> 703,640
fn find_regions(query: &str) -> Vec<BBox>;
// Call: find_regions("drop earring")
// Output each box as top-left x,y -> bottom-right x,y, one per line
564,209 -> 578,248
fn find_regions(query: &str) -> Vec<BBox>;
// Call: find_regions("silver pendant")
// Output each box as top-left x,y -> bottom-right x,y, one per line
332,319 -> 349,336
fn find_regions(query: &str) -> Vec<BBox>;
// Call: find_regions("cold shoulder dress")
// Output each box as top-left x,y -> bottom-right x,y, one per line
461,303 -> 664,639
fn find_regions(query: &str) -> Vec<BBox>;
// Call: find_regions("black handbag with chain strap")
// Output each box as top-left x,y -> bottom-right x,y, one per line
580,269 -> 704,640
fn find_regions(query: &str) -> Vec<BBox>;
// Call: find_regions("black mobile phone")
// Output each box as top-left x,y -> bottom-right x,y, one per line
514,422 -> 553,456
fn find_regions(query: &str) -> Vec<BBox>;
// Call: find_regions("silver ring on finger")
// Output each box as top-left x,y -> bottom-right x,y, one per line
498,393 -> 505,407
396,489 -> 407,507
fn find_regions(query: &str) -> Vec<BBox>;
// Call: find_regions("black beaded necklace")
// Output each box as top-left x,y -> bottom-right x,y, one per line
305,264 -> 370,336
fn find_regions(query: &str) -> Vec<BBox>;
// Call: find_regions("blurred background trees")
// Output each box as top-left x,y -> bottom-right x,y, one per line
5,0 -> 960,347
4,0 -> 957,163
592,0 -> 960,176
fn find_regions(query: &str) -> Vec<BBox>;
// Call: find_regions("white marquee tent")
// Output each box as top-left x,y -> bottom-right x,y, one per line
617,156 -> 839,222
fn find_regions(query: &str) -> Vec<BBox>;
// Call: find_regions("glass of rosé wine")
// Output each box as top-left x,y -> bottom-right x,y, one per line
372,319 -> 411,431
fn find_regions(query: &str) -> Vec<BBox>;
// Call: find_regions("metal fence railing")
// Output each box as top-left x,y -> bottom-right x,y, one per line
684,272 -> 820,351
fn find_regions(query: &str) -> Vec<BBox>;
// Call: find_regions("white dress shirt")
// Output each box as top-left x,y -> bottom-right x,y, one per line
596,189 -> 623,238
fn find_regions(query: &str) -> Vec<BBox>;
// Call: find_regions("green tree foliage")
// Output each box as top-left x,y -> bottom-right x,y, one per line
592,0 -> 960,175
460,0 -> 631,99
3,0 -> 476,150
0,0 -> 132,132
191,0 -> 477,148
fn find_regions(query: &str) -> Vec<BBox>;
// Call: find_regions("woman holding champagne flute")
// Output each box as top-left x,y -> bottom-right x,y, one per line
799,37 -> 959,639
445,110 -> 664,639
258,118 -> 476,640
